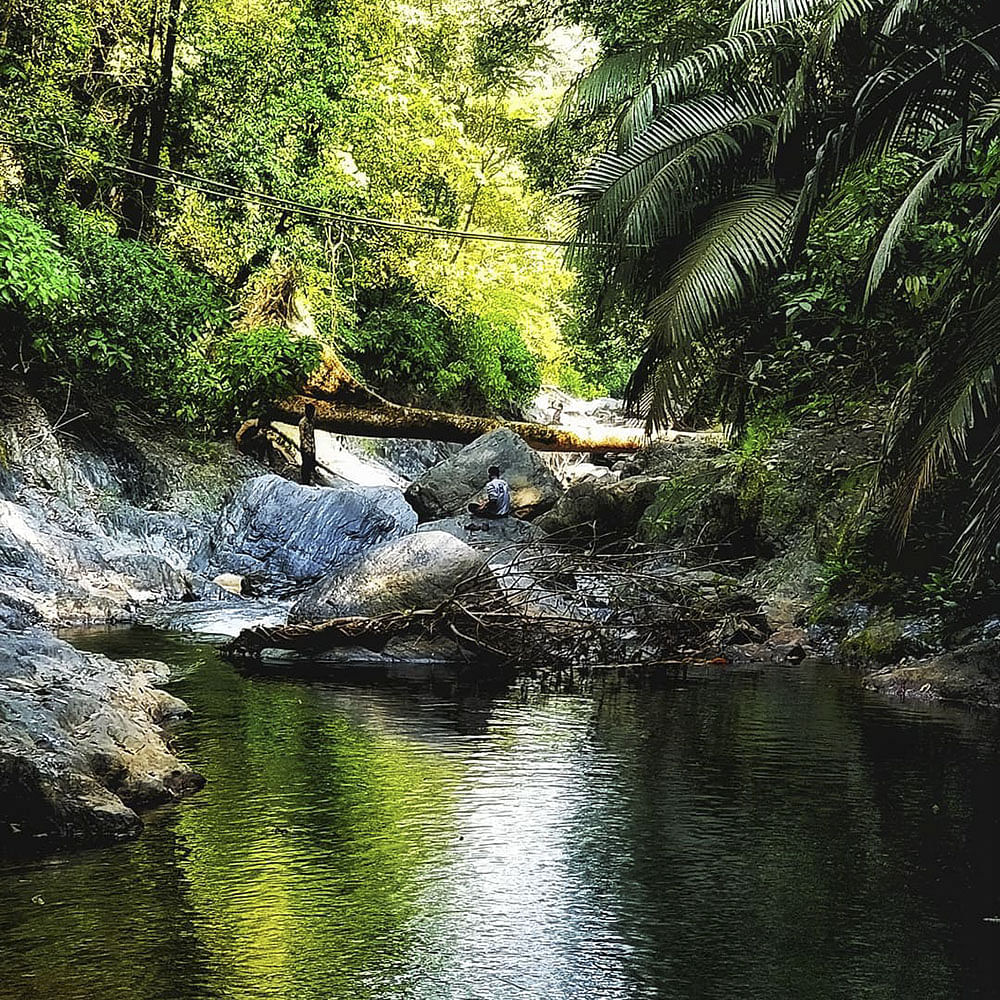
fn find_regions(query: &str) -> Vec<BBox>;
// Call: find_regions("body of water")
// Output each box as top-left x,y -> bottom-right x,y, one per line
3,628 -> 1000,999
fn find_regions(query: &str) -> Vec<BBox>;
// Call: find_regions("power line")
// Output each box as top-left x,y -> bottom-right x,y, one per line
0,129 -> 612,250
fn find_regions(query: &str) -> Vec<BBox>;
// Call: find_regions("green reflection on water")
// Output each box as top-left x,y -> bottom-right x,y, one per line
4,631 -> 459,1000
4,630 -> 1000,1000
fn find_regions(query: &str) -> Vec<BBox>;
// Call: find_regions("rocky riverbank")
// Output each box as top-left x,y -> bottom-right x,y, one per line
0,629 -> 203,846
3,377 -> 1000,848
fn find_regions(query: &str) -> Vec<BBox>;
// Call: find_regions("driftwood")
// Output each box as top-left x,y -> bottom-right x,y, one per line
220,612 -> 435,658
219,538 -> 761,668
265,351 -> 648,452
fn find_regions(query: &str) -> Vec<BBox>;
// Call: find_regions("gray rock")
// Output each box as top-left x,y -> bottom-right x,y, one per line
107,553 -> 196,601
192,475 -> 417,594
562,463 -> 619,485
863,640 -> 1000,706
418,515 -> 544,551
290,530 -> 491,623
404,428 -> 561,521
0,629 -> 203,846
535,475 -> 669,542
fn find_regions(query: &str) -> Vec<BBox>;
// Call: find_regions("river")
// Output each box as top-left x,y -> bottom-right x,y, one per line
3,628 -> 999,999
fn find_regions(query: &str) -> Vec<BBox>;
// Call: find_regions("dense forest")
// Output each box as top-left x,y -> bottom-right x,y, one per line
7,5 -> 1000,994
3,0 -> 1000,599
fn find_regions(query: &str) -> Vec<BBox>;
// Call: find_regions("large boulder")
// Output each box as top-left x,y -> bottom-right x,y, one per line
192,474 -> 417,593
418,515 -> 544,550
290,530 -> 491,623
0,629 -> 203,846
535,475 -> 669,542
863,640 -> 1000,706
404,428 -> 561,521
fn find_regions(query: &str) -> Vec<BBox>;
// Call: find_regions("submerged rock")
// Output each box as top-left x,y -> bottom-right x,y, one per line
405,428 -> 561,521
192,474 -> 417,594
290,530 -> 491,623
0,629 -> 203,846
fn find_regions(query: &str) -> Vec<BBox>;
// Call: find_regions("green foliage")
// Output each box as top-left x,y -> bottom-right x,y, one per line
46,209 -> 226,386
344,294 -> 540,410
565,0 -> 1000,581
187,326 -> 323,430
0,205 -> 80,313
2,207 -> 320,431
4,0 -> 591,419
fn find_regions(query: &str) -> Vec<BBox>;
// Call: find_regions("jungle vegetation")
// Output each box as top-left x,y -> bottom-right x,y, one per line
2,0 -> 1000,580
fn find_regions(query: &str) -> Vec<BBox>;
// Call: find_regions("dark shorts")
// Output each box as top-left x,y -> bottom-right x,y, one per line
467,501 -> 505,518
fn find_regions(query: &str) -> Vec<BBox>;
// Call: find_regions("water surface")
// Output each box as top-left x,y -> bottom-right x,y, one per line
3,628 -> 1000,999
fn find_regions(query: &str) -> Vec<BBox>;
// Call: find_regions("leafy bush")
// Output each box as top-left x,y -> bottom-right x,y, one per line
190,326 -> 323,429
48,209 -> 229,385
0,204 -> 80,313
3,208 -> 319,431
345,292 -> 540,411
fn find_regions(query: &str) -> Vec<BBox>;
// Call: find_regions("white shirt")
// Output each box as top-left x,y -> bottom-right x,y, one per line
485,477 -> 511,516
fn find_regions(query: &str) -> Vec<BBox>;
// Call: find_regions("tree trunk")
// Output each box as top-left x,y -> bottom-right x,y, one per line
141,0 -> 182,213
259,355 -> 646,451
268,394 -> 646,451
121,0 -> 182,236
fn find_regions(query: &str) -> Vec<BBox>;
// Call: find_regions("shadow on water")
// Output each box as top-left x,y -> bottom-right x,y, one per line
3,626 -> 1000,1000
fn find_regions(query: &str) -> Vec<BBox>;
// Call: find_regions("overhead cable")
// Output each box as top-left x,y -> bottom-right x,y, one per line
0,129 -> 614,250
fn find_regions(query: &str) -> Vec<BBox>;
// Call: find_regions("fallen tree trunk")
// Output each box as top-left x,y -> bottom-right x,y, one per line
267,351 -> 648,452
271,394 -> 648,451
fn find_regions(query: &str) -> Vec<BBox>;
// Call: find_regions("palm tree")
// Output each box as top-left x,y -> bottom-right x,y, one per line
564,0 -> 1000,578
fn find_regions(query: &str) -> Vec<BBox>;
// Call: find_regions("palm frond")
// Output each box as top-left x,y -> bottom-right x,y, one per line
567,88 -> 777,205
558,20 -> 725,121
558,45 -> 677,121
955,425 -> 1000,580
864,145 -> 960,304
627,184 -> 798,428
881,0 -> 929,34
620,125 -> 768,250
820,0 -> 880,58
729,0 -> 823,34
879,281 -> 1000,537
630,23 -> 802,122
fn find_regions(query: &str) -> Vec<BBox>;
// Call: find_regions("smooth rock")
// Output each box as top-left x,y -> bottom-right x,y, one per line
404,428 -> 561,521
290,530 -> 492,623
192,474 -> 417,593
0,629 -> 203,846
535,475 -> 669,542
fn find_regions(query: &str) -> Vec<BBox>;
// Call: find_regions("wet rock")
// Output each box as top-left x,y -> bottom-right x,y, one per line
0,378 -> 270,624
107,553 -> 196,602
192,474 -> 417,594
0,629 -> 203,846
405,428 -> 561,521
864,640 -> 1000,706
535,475 -> 669,542
840,614 -> 943,666
418,515 -> 544,552
290,530 -> 491,623
147,598 -> 289,638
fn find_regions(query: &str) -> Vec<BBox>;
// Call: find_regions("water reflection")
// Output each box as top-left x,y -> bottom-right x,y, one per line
3,630 -> 1000,999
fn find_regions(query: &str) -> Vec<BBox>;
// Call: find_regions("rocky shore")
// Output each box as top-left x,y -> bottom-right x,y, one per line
0,629 -> 202,845
3,379 -> 999,848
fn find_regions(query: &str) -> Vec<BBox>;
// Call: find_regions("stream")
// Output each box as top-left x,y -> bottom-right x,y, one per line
3,628 -> 1000,999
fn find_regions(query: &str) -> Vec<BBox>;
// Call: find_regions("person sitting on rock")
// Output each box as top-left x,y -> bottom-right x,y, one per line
550,400 -> 564,425
468,465 -> 511,518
